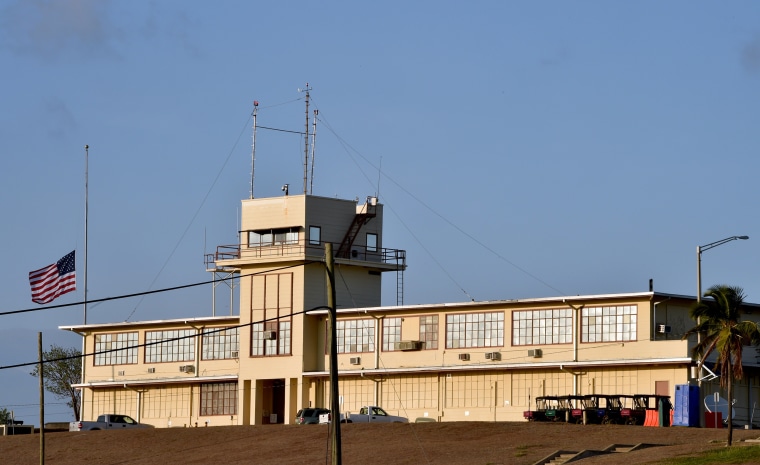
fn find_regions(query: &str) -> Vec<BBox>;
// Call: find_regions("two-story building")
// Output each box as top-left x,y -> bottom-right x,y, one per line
61,192 -> 760,427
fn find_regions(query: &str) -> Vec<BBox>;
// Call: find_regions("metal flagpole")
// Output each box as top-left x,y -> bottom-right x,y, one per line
80,144 -> 89,422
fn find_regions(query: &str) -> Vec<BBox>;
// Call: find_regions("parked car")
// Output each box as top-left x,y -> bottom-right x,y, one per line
340,406 -> 408,423
295,408 -> 331,424
69,414 -> 153,431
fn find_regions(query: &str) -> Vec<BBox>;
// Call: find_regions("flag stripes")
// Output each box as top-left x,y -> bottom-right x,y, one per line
29,250 -> 76,304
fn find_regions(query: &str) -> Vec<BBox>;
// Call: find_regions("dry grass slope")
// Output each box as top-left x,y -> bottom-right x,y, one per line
2,422 -> 760,465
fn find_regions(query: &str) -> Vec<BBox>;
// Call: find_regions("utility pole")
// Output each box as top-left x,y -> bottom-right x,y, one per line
325,243 -> 342,465
38,332 -> 45,465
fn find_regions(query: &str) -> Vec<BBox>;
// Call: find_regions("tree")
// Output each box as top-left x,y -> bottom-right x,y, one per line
683,285 -> 760,446
0,407 -> 11,424
29,344 -> 82,421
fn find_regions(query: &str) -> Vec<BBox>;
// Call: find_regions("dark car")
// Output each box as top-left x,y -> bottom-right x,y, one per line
295,408 -> 331,424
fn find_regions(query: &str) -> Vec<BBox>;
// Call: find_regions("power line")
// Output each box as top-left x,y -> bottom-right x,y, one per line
0,262 -> 318,318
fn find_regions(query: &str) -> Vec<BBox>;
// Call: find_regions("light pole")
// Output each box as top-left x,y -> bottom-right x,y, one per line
697,235 -> 749,304
694,235 -> 749,384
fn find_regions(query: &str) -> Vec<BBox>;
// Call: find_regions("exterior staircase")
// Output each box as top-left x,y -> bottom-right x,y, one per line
336,202 -> 377,259
532,444 -> 654,465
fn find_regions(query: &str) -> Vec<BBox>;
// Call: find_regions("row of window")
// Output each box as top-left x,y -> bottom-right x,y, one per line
248,226 -> 378,252
92,306 -> 639,364
334,306 -> 638,354
94,328 -> 239,366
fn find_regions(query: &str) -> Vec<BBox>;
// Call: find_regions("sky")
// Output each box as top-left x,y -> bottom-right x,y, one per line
1,0 -> 759,425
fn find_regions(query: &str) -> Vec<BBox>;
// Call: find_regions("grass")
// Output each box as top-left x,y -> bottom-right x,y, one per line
513,444 -> 531,457
657,444 -> 760,464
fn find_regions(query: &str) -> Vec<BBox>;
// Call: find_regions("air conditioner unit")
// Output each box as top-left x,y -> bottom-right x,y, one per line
147,367 -> 156,374
179,365 -> 195,373
117,370 -> 125,376
527,349 -> 543,358
658,325 -> 672,334
231,350 -> 239,358
485,352 -> 501,361
458,353 -> 470,361
349,357 -> 361,365
263,331 -> 277,340
395,340 -> 424,351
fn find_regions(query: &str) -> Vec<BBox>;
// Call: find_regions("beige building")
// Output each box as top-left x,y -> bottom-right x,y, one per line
62,193 -> 760,427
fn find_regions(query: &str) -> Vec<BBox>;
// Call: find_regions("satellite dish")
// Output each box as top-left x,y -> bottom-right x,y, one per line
704,394 -> 735,423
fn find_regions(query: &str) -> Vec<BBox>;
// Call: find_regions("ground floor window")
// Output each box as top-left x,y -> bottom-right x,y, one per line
200,382 -> 238,416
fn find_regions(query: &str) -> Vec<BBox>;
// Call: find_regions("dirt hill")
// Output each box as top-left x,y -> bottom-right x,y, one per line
3,422 -> 760,465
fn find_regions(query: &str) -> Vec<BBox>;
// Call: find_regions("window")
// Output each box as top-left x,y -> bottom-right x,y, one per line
248,227 -> 299,247
366,233 -> 378,252
94,332 -> 138,366
513,309 -> 572,345
446,312 -> 504,349
309,226 -> 321,245
382,317 -> 401,351
419,315 -> 439,349
582,305 -> 637,342
145,329 -> 195,363
200,382 -> 237,416
202,327 -> 240,360
251,321 -> 291,356
335,319 -> 375,353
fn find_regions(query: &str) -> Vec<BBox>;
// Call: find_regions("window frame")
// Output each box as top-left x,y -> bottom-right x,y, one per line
94,332 -> 138,366
366,233 -> 378,252
309,226 -> 321,245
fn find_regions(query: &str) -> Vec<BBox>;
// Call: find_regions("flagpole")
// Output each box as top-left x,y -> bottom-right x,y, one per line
80,144 -> 89,422
84,144 -> 89,325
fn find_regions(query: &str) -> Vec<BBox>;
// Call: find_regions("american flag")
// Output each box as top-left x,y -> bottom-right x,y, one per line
29,251 -> 76,304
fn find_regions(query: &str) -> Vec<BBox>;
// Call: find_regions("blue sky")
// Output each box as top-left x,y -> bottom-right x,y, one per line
1,0 -> 759,424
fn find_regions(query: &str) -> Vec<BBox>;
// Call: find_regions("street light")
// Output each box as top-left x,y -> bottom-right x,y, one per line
694,235 -> 749,385
697,235 -> 749,303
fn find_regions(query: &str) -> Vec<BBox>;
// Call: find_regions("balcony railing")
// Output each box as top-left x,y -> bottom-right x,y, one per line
205,240 -> 406,270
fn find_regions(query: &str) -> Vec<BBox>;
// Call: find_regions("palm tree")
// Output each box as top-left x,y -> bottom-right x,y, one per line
684,285 -> 760,446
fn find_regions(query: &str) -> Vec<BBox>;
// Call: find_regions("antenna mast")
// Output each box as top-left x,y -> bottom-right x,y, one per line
250,100 -> 259,199
309,109 -> 318,195
301,83 -> 312,194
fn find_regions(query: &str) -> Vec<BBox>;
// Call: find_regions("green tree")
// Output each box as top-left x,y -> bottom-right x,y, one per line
29,344 -> 82,421
684,285 -> 760,446
0,407 -> 11,424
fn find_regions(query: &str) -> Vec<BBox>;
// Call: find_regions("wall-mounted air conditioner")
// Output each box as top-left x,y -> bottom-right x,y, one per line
231,350 -> 239,358
350,357 -> 361,365
528,349 -> 543,358
179,365 -> 195,373
658,325 -> 671,334
395,340 -> 424,351
263,331 -> 277,340
485,352 -> 501,361
458,353 -> 470,361
147,367 -> 156,374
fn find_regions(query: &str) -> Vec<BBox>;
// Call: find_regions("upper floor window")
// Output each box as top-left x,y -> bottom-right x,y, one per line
335,319 -> 375,353
382,317 -> 402,351
202,327 -> 240,360
251,321 -> 291,356
446,312 -> 504,349
145,329 -> 195,363
309,226 -> 321,245
249,227 -> 299,247
419,315 -> 439,349
94,332 -> 138,366
513,308 -> 572,346
582,305 -> 637,342
366,233 -> 378,252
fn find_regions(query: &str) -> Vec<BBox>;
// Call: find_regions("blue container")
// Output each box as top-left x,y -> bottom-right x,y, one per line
672,384 -> 700,427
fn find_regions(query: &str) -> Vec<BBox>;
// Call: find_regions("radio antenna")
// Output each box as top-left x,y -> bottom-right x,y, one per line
299,83 -> 312,194
250,100 -> 259,199
309,109 -> 318,194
